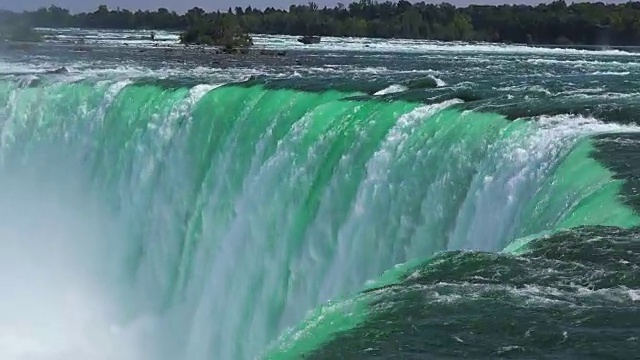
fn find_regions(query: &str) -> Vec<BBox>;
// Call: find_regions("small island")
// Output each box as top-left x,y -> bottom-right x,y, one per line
180,14 -> 253,52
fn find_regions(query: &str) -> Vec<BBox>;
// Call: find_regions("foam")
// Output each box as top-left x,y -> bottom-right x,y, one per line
27,28 -> 640,57
252,34 -> 640,56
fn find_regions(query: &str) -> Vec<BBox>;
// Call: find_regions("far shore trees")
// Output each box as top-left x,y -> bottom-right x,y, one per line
5,1 -> 640,46
180,14 -> 253,50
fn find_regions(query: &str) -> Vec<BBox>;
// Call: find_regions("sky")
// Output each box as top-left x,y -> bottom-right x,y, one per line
1,0 -> 627,14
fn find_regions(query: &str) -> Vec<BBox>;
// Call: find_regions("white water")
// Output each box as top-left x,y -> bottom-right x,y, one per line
29,28 -> 640,57
1,69 -> 639,360
0,152 -> 144,360
448,115 -> 640,251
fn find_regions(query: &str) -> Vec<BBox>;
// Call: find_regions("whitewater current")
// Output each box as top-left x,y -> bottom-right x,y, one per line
0,29 -> 639,359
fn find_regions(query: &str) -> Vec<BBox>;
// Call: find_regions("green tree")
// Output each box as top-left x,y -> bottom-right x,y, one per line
180,14 -> 253,49
6,1 -> 640,46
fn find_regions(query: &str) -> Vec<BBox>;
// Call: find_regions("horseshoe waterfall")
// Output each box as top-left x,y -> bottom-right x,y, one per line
0,31 -> 639,360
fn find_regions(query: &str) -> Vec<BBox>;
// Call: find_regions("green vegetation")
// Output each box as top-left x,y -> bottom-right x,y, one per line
180,14 -> 253,48
5,1 -> 640,45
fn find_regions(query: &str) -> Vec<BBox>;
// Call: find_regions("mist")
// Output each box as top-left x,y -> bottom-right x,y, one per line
0,146 -> 147,360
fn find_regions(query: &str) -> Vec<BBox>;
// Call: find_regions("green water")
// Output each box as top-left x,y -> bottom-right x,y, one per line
0,78 -> 638,359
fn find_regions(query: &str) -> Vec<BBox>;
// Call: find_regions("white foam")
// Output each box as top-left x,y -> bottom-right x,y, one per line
0,58 -> 262,85
526,58 -> 640,67
28,28 -> 640,57
374,84 -> 408,95
589,71 -> 630,76
430,74 -> 447,87
252,34 -> 640,56
37,28 -> 181,48
0,60 -> 62,75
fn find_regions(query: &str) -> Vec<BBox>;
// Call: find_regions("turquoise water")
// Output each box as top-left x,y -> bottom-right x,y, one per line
1,35 -> 640,359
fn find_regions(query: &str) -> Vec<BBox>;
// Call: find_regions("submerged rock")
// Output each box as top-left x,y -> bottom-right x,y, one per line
46,67 -> 69,74
259,50 -> 287,57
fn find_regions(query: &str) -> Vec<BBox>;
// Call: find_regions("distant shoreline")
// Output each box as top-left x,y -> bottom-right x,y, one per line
3,2 -> 640,47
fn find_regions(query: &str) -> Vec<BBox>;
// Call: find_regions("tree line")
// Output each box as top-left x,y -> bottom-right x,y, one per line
3,1 -> 640,45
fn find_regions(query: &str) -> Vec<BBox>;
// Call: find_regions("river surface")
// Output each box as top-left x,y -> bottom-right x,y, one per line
0,28 -> 639,360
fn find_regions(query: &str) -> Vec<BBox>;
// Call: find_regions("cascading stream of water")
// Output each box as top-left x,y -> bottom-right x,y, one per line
0,79 -> 638,360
